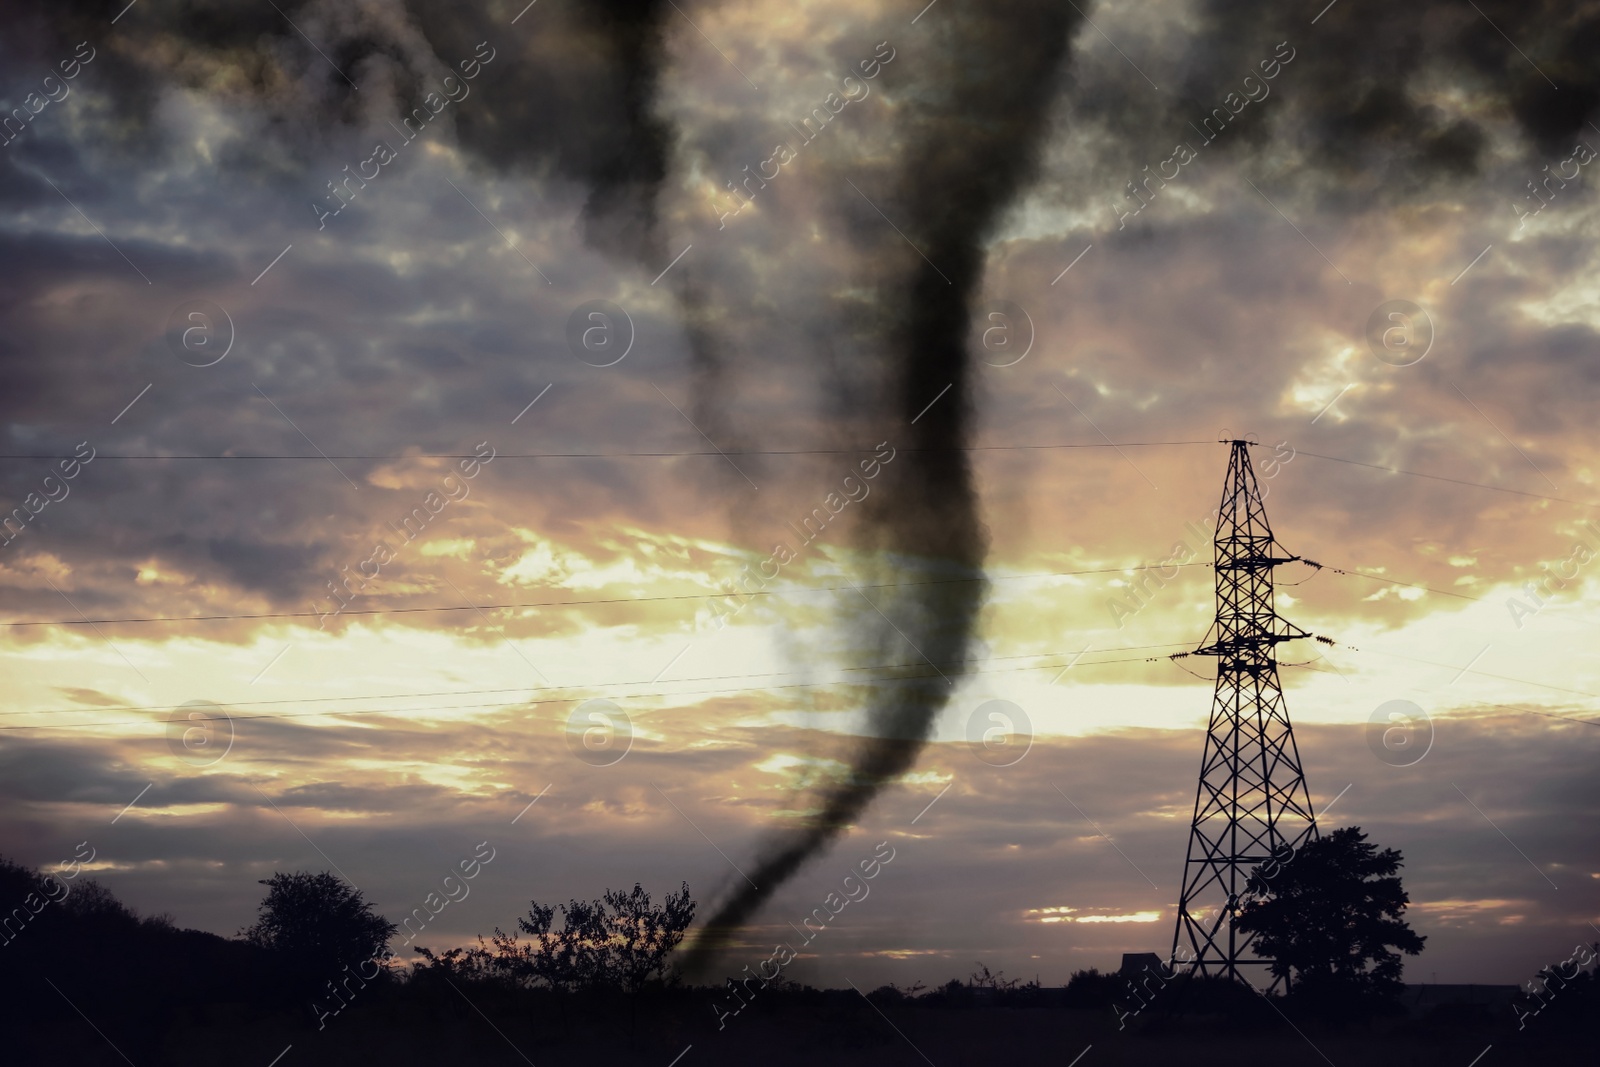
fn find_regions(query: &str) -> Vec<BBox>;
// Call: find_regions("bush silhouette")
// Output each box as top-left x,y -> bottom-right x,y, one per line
464,880 -> 695,995
1063,967 -> 1122,1008
241,870 -> 398,1002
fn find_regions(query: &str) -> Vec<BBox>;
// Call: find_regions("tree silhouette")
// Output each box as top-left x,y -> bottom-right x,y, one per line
483,881 -> 696,993
241,871 -> 397,993
969,963 -> 1019,991
1235,826 -> 1424,1016
600,882 -> 696,993
484,896 -> 604,993
1514,941 -> 1600,1033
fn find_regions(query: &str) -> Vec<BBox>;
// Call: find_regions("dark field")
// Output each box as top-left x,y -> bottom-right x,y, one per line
20,985 -> 1591,1067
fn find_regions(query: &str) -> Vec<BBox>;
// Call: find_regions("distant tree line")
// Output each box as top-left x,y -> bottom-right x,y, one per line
4,823 -> 1592,1062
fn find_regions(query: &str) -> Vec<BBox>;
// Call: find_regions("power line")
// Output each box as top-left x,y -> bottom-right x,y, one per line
0,555 -> 1475,628
0,564 -> 1213,628
1281,659 -> 1598,727
1290,448 -> 1599,510
1303,643 -> 1600,727
1465,699 -> 1599,728
4,440 -> 1589,519
10,631 -> 1598,732
0,441 -> 1217,460
1339,643 -> 1600,704
0,641 -> 1192,718
0,642 -> 1195,731
1303,560 -> 1485,603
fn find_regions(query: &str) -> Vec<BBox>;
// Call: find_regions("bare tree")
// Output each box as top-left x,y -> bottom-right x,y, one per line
603,882 -> 696,993
488,881 -> 696,994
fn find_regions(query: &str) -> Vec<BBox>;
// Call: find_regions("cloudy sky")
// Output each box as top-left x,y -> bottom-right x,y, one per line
2,0 -> 1598,990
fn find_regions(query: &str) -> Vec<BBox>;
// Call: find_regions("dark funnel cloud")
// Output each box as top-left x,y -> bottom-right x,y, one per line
680,0 -> 1083,970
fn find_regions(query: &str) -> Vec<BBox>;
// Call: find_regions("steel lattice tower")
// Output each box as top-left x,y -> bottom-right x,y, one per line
1170,440 -> 1318,989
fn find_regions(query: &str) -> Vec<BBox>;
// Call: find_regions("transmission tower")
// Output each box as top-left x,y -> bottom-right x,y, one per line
1169,440 -> 1319,990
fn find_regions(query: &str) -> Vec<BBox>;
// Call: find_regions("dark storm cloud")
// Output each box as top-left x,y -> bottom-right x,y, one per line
2,1 -> 677,257
406,0 -> 676,264
0,172 -> 695,631
0,737 -> 146,805
1037,0 -> 1600,217
969,116 -> 1600,630
0,0 -> 1586,636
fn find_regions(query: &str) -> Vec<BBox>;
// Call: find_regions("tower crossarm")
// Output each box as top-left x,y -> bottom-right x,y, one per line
1215,553 -> 1302,572
1192,630 -> 1306,658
